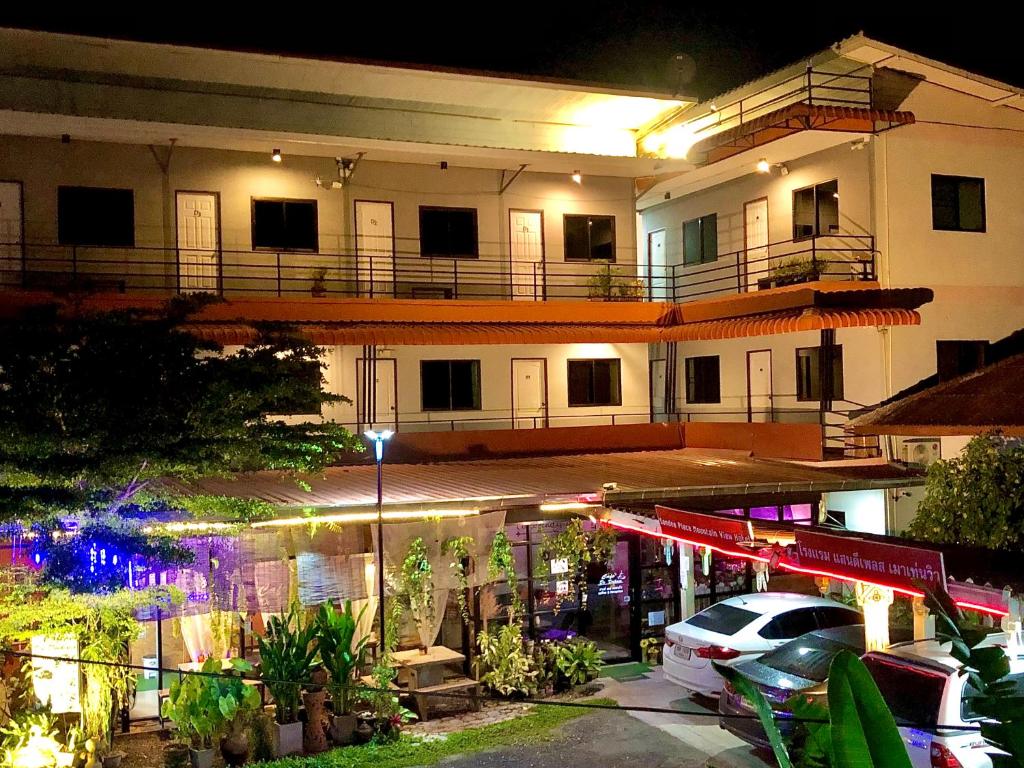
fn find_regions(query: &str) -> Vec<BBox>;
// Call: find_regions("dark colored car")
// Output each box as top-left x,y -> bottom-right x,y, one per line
718,624 -> 866,748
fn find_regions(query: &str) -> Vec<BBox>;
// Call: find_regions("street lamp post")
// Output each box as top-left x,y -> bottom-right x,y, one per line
364,429 -> 393,652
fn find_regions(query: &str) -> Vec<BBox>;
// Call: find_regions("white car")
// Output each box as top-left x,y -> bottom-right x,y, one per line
862,634 -> 1024,768
662,592 -> 862,696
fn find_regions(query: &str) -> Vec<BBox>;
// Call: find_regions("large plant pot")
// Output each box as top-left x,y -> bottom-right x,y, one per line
220,725 -> 250,767
102,752 -> 126,768
163,743 -> 190,768
329,714 -> 358,746
302,690 -> 330,754
271,721 -> 303,757
188,748 -> 215,768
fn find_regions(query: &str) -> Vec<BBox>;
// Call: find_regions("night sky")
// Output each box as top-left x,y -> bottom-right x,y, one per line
2,4 -> 1021,100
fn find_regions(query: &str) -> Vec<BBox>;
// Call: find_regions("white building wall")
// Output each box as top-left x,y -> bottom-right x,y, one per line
321,342 -> 651,431
0,135 -> 637,295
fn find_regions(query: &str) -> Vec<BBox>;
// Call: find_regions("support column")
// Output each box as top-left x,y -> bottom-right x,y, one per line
855,582 -> 894,652
912,596 -> 932,641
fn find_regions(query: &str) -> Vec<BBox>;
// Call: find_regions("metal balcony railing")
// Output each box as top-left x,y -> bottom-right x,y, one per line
0,233 -> 875,303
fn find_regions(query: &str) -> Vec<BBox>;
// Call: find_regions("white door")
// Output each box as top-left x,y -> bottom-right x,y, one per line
509,210 -> 544,300
744,199 -> 769,291
176,192 -> 219,293
512,359 -> 547,429
356,357 -> 397,431
747,350 -> 773,423
649,358 -> 668,422
0,182 -> 23,286
648,229 -> 668,301
355,201 -> 395,297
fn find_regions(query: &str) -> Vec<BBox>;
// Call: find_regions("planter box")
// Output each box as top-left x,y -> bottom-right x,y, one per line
329,714 -> 358,746
272,721 -> 303,757
188,748 -> 215,768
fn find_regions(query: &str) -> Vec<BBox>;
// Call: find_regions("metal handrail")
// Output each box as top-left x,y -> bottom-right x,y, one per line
0,232 -> 875,303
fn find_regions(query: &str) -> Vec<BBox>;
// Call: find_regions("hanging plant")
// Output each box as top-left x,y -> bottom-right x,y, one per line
487,531 -> 522,620
536,520 -> 617,613
399,537 -> 435,648
442,535 -> 474,624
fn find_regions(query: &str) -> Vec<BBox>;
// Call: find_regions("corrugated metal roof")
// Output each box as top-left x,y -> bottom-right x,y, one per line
173,448 -> 924,512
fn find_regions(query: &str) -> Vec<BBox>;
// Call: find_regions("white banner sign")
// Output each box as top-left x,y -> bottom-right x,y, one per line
31,634 -> 81,713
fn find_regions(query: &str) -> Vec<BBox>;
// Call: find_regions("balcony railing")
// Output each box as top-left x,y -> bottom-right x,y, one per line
0,234 -> 875,303
652,233 -> 876,303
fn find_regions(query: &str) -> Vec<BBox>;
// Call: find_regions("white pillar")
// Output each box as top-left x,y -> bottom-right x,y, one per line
855,582 -> 894,652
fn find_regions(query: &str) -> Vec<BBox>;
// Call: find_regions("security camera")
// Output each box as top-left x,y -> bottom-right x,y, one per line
602,482 -> 618,492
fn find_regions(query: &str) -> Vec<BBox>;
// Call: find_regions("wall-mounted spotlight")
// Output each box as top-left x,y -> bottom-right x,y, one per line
756,158 -> 771,174
271,148 -> 282,163
756,159 -> 789,176
571,170 -> 582,184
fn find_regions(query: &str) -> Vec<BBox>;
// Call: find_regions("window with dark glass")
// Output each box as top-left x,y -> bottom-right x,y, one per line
682,213 -> 718,265
58,186 -> 135,247
252,198 -> 319,251
420,360 -> 481,411
419,206 -> 479,258
564,214 -> 616,261
931,175 -> 985,232
685,355 -> 720,404
758,607 -> 820,640
793,180 -> 839,239
567,359 -> 621,407
936,340 -> 989,381
796,345 -> 844,401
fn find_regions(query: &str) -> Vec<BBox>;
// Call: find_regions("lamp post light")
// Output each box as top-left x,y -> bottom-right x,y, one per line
364,429 -> 393,650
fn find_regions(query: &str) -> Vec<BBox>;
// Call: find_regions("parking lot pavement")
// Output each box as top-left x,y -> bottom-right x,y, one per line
596,668 -> 772,768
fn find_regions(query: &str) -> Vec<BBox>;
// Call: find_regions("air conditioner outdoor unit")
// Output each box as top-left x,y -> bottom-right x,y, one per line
900,438 -> 940,466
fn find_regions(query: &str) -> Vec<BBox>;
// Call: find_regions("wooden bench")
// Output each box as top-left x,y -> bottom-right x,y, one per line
411,676 -> 481,722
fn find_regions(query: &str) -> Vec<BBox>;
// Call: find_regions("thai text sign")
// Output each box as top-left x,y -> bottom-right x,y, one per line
656,507 -> 749,550
791,530 -> 945,593
31,634 -> 81,713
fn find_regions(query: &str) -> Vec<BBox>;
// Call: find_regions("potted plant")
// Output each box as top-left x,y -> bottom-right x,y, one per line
216,661 -> 262,768
554,638 -> 604,691
310,267 -> 328,297
616,278 -> 645,301
758,257 -> 819,289
585,262 -> 616,300
161,659 -> 225,768
256,601 -> 318,757
315,600 -> 369,746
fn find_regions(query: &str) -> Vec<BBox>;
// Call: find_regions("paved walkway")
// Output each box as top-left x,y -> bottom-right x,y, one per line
596,668 -> 771,768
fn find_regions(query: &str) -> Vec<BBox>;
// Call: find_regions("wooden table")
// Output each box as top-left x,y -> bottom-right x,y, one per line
392,646 -> 464,689
391,646 -> 480,722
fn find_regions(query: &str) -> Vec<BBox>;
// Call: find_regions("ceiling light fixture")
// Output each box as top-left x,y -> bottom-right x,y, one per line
251,507 -> 480,528
271,148 -> 282,163
571,170 -> 582,184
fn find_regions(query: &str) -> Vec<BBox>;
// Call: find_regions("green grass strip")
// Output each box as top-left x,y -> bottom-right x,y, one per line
257,697 -> 617,768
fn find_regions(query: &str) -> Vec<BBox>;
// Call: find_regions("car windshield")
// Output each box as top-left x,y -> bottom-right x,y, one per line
685,603 -> 760,635
757,634 -> 858,682
862,655 -> 947,727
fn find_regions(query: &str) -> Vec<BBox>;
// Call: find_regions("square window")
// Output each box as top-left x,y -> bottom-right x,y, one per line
796,345 -> 844,401
931,175 -> 985,232
564,214 -> 616,261
682,214 -> 718,266
252,199 -> 319,251
419,207 -> 479,258
567,359 -> 622,406
57,186 -> 135,247
792,180 -> 839,240
421,360 -> 482,411
685,356 -> 721,404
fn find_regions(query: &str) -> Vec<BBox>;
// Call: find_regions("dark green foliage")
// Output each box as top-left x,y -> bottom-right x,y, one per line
928,588 -> 1024,768
907,433 -> 1024,550
257,602 -> 320,724
0,300 -> 362,525
315,600 -> 369,716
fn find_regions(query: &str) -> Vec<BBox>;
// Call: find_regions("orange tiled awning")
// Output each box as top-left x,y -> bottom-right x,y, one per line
661,307 -> 920,341
187,307 -> 920,346
691,103 -> 915,165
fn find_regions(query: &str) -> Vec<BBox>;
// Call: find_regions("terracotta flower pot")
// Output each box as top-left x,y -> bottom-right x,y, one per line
220,723 -> 250,768
302,690 -> 330,753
